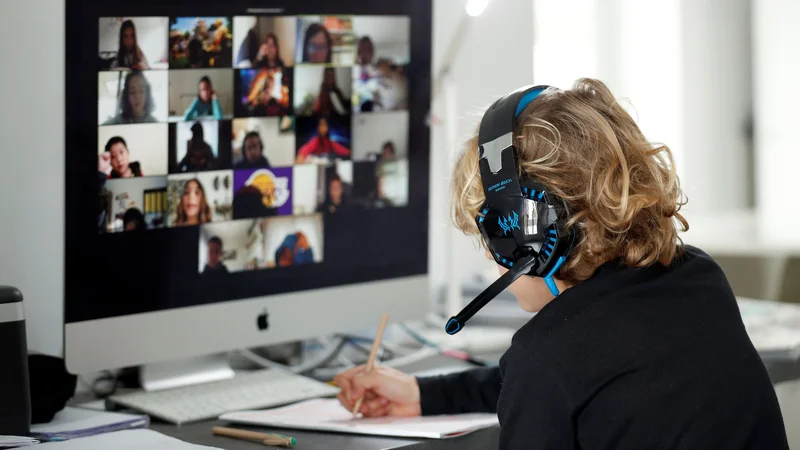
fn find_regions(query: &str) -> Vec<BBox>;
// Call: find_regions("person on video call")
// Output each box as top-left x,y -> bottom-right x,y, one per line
333,79 -> 789,450
98,136 -> 143,179
313,68 -> 348,117
247,70 -> 287,117
184,76 -> 223,120
255,33 -> 285,69
103,71 -> 158,125
122,208 -> 147,231
111,20 -> 150,70
295,117 -> 351,164
317,174 -> 348,214
356,36 -> 374,66
178,122 -> 217,172
235,131 -> 271,169
175,179 -> 212,226
203,236 -> 229,274
274,232 -> 314,267
302,23 -> 332,64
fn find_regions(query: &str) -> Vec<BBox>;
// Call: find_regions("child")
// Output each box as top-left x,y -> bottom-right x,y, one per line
184,76 -> 223,120
334,79 -> 789,449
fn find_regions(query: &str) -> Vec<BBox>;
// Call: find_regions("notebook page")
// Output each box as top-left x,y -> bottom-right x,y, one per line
220,399 -> 499,439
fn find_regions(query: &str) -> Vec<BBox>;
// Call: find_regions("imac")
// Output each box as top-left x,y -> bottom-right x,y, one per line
64,0 -> 432,391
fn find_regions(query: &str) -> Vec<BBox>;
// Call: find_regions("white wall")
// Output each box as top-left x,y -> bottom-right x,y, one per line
98,70 -> 169,124
98,124 -> 169,176
1,0 -> 65,355
351,16 -> 410,64
428,0 -> 535,300
232,118 -> 296,167
335,160 -> 353,185
98,17 -> 169,69
264,215 -> 324,264
168,69 -> 234,119
753,0 -> 800,242
352,111 -> 409,161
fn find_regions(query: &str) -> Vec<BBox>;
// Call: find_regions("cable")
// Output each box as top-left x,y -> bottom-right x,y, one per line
320,335 -> 356,369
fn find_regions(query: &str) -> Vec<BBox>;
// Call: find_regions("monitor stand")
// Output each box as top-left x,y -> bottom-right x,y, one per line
139,353 -> 234,391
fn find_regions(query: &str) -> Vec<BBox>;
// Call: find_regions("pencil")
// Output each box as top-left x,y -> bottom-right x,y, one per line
212,426 -> 296,447
352,313 -> 390,416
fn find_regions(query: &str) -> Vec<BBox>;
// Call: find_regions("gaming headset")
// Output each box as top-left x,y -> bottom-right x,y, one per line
445,85 -> 576,335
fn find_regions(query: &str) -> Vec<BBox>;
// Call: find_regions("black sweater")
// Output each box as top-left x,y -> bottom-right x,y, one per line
418,246 -> 788,449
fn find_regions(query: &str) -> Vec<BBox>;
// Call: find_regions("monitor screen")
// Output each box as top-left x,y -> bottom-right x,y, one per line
66,2 -> 431,324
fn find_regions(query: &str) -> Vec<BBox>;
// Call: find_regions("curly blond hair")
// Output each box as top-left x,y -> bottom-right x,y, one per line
451,78 -> 688,284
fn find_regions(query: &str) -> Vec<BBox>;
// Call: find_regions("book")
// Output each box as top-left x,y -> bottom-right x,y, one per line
29,407 -> 149,442
220,398 -> 499,439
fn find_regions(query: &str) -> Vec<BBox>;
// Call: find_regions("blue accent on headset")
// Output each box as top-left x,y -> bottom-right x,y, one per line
445,317 -> 462,335
509,262 -> 514,267
515,88 -> 546,118
538,191 -> 545,200
478,216 -> 484,223
549,229 -> 557,235
544,256 -> 567,296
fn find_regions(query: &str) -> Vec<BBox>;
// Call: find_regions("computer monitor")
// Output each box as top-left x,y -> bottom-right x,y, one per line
64,0 -> 432,386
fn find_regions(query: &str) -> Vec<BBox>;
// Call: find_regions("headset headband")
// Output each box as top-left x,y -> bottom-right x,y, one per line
477,85 -> 550,202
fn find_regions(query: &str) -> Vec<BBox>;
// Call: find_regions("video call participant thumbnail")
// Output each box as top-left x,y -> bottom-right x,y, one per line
203,236 -> 228,274
168,69 -> 234,122
351,16 -> 410,65
169,17 -> 233,69
294,67 -> 351,117
231,117 -> 296,170
233,16 -> 296,69
98,124 -> 169,179
99,71 -> 167,125
98,17 -> 169,70
351,111 -> 408,162
169,121 -> 233,174
295,116 -> 351,164
99,177 -> 168,233
352,60 -> 408,113
263,215 -> 324,268
233,168 -> 292,219
167,171 -> 233,227
234,68 -> 293,118
295,17 -> 354,65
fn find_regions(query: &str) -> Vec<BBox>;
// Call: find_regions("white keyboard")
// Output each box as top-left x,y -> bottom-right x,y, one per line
108,369 -> 340,425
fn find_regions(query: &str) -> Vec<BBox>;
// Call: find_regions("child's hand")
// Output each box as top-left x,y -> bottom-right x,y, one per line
98,153 -> 112,175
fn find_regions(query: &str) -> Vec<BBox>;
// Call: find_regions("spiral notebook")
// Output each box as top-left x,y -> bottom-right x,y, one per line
220,399 -> 499,439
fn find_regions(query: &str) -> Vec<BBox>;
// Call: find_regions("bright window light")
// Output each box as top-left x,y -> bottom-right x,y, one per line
466,0 -> 489,16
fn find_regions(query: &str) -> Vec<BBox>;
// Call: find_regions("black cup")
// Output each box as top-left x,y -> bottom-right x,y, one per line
0,286 -> 31,435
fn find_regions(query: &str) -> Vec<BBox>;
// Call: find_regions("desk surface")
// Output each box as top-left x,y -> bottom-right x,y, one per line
75,354 -> 501,450
151,421 -> 500,450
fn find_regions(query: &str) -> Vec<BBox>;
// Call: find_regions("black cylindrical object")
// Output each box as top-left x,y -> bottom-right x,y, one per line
0,286 -> 31,435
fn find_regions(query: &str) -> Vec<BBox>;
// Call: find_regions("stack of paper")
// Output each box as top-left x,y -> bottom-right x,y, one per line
29,407 -> 148,442
26,429 -> 221,449
220,398 -> 499,439
0,436 -> 38,448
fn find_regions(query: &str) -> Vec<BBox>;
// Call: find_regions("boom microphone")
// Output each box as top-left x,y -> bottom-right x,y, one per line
445,256 -> 537,335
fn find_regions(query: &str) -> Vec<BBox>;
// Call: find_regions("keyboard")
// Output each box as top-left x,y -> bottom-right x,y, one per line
108,369 -> 340,425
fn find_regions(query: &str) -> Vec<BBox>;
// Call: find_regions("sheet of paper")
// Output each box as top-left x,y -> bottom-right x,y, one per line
221,399 -> 499,439
30,407 -> 147,434
0,436 -> 39,448
28,429 -> 220,449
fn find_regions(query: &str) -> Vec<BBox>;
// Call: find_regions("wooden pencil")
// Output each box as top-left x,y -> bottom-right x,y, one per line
352,313 -> 390,416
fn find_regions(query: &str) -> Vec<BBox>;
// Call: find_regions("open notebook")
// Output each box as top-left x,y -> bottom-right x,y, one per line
220,399 -> 499,439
